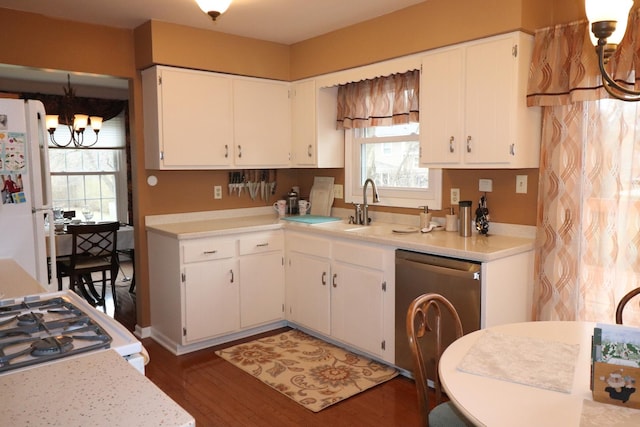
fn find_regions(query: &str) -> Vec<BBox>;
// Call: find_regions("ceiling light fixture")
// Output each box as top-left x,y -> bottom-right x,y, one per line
586,0 -> 640,101
45,75 -> 102,148
195,0 -> 232,21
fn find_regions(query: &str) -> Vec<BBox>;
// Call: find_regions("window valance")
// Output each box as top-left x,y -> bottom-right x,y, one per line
336,69 -> 419,129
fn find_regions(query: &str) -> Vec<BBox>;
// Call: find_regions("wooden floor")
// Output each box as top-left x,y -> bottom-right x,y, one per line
108,263 -> 425,427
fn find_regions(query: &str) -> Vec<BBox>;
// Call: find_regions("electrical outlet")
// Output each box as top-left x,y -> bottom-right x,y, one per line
333,184 -> 344,199
450,188 -> 460,205
516,175 -> 528,194
214,185 -> 222,199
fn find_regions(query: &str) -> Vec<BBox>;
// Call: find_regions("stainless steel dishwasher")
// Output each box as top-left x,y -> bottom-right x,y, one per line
395,249 -> 481,377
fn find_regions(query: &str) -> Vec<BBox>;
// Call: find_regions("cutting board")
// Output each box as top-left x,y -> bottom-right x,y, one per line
280,216 -> 342,224
309,188 -> 330,216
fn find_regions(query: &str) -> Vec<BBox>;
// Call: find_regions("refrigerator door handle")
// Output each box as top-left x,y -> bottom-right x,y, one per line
28,100 -> 57,288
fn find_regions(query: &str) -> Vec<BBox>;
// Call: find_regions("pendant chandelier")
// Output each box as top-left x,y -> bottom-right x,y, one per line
586,0 -> 640,101
45,75 -> 103,148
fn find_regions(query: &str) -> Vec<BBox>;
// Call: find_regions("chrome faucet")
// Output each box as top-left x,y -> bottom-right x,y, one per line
361,178 -> 379,225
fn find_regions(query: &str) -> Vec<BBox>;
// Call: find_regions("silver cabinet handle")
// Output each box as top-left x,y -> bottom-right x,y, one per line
230,269 -> 234,283
307,144 -> 313,158
510,143 -> 516,156
321,271 -> 327,286
224,144 -> 229,158
237,145 -> 242,158
332,273 -> 337,288
449,136 -> 455,153
466,136 -> 472,153
256,243 -> 269,247
203,250 -> 218,254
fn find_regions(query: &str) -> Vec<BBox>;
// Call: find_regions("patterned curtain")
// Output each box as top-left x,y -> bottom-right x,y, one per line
528,10 -> 640,324
336,70 -> 419,129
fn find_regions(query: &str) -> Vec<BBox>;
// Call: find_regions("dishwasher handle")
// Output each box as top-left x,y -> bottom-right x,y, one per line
396,256 -> 480,281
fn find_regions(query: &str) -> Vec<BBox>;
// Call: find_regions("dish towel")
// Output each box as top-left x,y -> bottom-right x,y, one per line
457,330 -> 580,393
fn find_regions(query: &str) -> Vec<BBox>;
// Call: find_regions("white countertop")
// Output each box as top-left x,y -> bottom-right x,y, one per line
1,349 -> 195,427
0,258 -> 47,299
145,212 -> 535,262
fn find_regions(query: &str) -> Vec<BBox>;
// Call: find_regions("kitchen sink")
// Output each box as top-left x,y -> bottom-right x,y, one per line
347,225 -> 392,235
311,220 -> 418,236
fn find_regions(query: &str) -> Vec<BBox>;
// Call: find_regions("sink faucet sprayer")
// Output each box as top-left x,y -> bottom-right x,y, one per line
361,178 -> 379,226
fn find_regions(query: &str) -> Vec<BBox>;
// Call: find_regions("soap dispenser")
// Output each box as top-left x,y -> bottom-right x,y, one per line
419,206 -> 432,229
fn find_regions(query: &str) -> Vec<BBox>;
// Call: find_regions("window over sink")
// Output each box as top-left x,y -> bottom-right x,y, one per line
345,123 -> 443,209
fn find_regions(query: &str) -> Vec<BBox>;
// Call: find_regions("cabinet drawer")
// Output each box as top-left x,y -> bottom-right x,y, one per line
287,232 -> 331,258
333,241 -> 385,270
182,238 -> 236,263
239,232 -> 284,255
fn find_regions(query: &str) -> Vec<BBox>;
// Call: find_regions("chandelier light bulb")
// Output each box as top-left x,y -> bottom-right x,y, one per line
585,0 -> 633,45
73,114 -> 88,132
45,115 -> 59,131
89,116 -> 103,131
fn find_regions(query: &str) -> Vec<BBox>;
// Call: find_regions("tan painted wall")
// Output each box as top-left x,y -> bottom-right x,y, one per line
134,20 -> 290,80
0,0 -> 592,328
0,9 -> 135,78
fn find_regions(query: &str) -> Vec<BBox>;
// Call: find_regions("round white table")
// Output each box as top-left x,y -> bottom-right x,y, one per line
439,321 -> 595,426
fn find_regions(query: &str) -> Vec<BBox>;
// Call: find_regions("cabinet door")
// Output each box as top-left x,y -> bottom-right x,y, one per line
291,82 -> 344,168
155,67 -> 234,168
288,252 -> 331,335
420,48 -> 464,165
330,262 -> 385,357
233,78 -> 291,167
239,251 -> 284,328
290,80 -> 316,166
463,36 -> 515,165
183,258 -> 239,343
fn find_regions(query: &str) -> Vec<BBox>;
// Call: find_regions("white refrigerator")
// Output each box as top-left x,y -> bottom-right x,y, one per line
0,99 -> 56,289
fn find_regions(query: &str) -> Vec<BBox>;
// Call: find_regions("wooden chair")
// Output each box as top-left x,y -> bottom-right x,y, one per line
406,293 -> 472,427
57,222 -> 120,310
616,287 -> 640,324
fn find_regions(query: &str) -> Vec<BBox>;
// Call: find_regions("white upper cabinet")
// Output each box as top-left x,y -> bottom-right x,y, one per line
420,32 -> 541,168
142,66 -> 234,169
290,80 -> 344,168
142,66 -> 291,170
233,78 -> 291,168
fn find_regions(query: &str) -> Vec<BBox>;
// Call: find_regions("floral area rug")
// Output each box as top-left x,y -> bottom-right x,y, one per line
214,329 -> 399,412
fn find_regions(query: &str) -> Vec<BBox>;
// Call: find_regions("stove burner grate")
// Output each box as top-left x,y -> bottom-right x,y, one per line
0,296 -> 113,373
17,313 -> 44,326
31,336 -> 74,356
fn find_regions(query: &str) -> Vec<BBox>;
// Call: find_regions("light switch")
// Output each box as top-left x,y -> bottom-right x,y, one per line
333,184 -> 344,199
479,179 -> 493,192
516,175 -> 528,194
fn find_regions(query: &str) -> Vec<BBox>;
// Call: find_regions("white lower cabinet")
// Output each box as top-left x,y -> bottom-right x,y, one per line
330,261 -> 385,357
148,230 -> 285,354
239,233 -> 285,328
287,252 -> 331,335
286,233 -> 331,335
183,257 -> 239,343
286,232 -> 394,361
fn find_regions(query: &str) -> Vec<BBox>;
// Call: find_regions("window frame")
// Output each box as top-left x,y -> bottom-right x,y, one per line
344,127 -> 443,210
47,112 -> 129,223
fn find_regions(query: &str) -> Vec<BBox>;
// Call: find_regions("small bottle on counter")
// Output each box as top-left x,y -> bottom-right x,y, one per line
419,206 -> 432,229
445,206 -> 458,232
